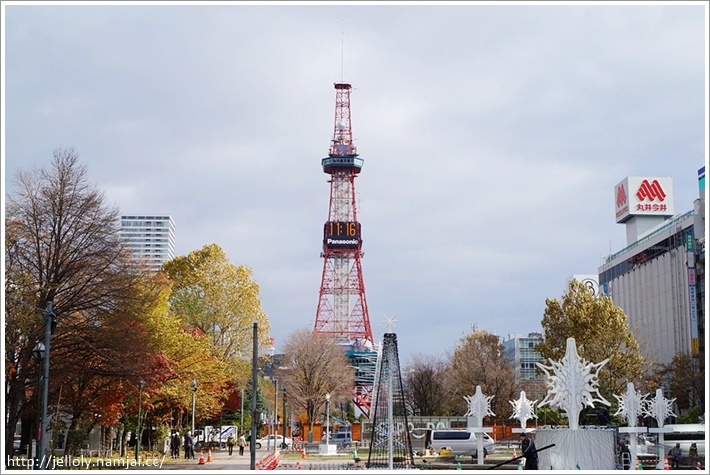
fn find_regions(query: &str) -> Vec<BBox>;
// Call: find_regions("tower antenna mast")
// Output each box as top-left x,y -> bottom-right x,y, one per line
341,19 -> 345,82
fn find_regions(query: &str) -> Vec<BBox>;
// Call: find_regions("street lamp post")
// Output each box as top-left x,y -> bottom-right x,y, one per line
282,389 -> 287,448
32,342 -> 45,469
325,393 -> 331,446
135,380 -> 144,462
250,322 -> 258,470
273,378 -> 278,454
38,302 -> 55,470
191,380 -> 197,434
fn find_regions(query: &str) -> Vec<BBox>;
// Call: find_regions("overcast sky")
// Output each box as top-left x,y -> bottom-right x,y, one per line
3,2 -> 707,363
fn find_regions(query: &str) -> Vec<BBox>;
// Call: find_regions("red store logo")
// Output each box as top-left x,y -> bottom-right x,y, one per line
636,179 -> 667,202
616,183 -> 627,208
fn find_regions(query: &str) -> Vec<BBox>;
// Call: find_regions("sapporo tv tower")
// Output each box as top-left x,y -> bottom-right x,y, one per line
314,81 -> 378,417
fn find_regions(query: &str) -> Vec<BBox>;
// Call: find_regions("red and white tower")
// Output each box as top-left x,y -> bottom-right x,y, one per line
315,82 -> 373,348
315,82 -> 376,414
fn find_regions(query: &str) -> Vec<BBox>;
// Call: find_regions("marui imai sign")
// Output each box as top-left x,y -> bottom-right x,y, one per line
615,176 -> 674,223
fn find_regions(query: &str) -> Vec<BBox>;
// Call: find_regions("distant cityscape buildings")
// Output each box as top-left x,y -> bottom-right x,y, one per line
119,215 -> 175,272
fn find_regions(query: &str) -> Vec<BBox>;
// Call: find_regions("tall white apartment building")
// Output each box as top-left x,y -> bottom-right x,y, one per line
120,215 -> 176,272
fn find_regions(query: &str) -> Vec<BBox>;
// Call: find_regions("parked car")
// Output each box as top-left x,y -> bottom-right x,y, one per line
428,429 -> 496,458
255,434 -> 292,449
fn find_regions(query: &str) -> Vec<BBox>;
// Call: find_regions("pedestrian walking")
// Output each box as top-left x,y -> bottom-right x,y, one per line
184,431 -> 195,460
170,431 -> 181,459
227,435 -> 236,456
238,433 -> 246,456
520,432 -> 538,470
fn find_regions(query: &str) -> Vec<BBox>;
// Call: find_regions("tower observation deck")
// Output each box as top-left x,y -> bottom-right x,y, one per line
315,82 -> 377,417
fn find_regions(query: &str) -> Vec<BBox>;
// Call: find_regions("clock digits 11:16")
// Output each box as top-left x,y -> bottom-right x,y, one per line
323,221 -> 361,248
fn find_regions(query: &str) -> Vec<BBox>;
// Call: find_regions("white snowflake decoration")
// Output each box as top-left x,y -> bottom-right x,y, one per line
383,313 -> 398,332
613,382 -> 648,427
464,385 -> 495,427
646,388 -> 676,428
536,337 -> 610,430
510,390 -> 538,429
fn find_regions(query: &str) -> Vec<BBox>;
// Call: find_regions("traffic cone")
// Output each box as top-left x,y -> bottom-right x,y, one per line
301,446 -> 306,459
513,448 -> 517,459
207,449 -> 212,462
663,456 -> 670,470
457,461 -> 462,470
636,460 -> 643,470
198,451 -> 205,465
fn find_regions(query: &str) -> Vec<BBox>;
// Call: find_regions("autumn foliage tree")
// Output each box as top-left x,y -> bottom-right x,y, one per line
449,329 -> 518,425
278,329 -> 354,441
650,352 -> 705,418
403,355 -> 451,416
162,244 -> 271,364
4,148 -> 161,454
536,279 -> 645,404
161,244 -> 271,428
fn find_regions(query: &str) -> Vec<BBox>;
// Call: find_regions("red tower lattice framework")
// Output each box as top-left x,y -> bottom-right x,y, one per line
315,82 -> 376,415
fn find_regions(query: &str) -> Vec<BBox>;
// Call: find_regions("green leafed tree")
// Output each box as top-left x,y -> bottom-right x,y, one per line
536,279 -> 645,403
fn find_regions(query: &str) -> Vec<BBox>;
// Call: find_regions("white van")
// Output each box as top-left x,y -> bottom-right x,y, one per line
330,431 -> 353,448
662,424 -> 705,462
428,429 -> 496,457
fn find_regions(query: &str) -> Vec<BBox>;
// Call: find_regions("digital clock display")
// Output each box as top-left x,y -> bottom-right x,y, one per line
324,221 -> 361,248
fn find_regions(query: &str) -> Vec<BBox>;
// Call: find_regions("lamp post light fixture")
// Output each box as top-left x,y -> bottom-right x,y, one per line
325,393 -> 331,446
191,380 -> 197,434
135,380 -> 145,462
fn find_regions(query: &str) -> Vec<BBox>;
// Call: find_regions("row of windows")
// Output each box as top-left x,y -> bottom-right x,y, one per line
599,225 -> 694,284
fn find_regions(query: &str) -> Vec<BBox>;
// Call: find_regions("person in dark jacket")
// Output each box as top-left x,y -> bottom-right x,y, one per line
184,431 -> 195,459
170,431 -> 181,459
520,432 -> 538,470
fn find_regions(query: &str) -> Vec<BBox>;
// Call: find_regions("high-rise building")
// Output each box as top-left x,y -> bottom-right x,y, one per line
598,173 -> 704,366
503,332 -> 546,400
120,215 -> 175,272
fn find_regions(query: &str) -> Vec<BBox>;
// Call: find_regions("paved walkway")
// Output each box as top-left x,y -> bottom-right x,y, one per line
152,448 -> 354,471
